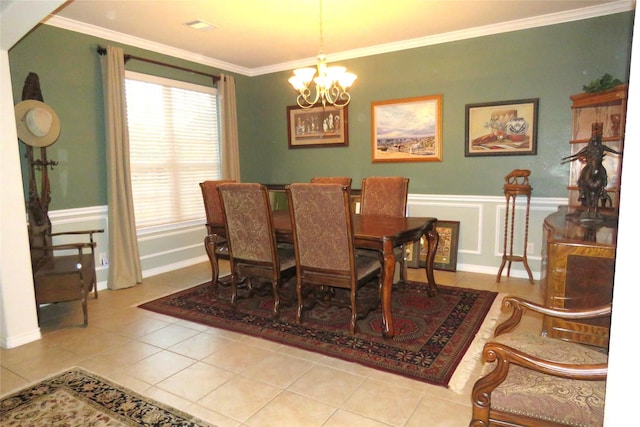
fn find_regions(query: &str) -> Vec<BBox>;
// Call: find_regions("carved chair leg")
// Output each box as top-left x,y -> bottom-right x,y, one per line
296,278 -> 304,324
349,287 -> 357,335
204,235 -> 220,300
272,279 -> 281,318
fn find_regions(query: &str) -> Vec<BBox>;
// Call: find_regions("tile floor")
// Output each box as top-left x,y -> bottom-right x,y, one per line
1,261 -> 542,426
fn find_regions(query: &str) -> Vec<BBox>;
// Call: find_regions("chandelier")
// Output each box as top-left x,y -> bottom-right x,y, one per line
288,0 -> 357,109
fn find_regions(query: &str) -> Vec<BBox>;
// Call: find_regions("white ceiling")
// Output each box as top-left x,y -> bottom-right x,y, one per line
45,0 -> 633,76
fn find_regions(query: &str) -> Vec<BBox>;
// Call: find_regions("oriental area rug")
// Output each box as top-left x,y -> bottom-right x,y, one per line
0,368 -> 214,427
140,279 -> 502,391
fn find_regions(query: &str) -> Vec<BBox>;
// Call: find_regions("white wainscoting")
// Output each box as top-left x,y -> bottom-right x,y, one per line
408,194 -> 567,280
48,206 -> 208,291
48,194 -> 567,290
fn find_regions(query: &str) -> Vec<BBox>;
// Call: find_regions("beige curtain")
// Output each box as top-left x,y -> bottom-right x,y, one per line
219,74 -> 241,181
100,45 -> 142,289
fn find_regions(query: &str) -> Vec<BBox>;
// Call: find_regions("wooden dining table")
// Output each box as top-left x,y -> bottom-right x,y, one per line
206,211 -> 439,339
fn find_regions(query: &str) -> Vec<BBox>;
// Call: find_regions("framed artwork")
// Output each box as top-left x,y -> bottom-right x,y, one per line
287,104 -> 348,148
371,94 -> 443,162
418,220 -> 460,271
465,98 -> 539,157
405,241 -> 420,268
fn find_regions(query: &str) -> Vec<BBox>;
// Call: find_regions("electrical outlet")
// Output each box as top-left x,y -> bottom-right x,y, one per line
526,242 -> 534,254
99,252 -> 109,266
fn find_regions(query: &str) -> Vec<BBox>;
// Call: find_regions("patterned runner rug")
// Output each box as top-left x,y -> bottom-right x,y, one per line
0,368 -> 213,426
139,280 -> 502,390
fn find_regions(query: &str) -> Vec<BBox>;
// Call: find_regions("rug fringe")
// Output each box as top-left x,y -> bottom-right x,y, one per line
448,293 -> 506,394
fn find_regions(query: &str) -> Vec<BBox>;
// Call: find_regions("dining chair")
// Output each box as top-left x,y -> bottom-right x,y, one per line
360,176 -> 410,283
200,180 -> 235,293
217,183 -> 296,316
287,183 -> 381,335
310,177 -> 353,298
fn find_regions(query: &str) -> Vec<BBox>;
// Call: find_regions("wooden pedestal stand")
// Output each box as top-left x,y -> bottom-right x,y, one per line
497,169 -> 534,284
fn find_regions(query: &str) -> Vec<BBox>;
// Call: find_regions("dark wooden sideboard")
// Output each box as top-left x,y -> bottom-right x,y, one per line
541,206 -> 617,348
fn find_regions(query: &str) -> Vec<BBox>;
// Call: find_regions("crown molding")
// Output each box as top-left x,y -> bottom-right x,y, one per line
43,15 -> 252,75
44,0 -> 634,77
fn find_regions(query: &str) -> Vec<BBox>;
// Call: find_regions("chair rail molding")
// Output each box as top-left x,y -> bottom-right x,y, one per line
44,195 -> 568,286
408,194 -> 567,280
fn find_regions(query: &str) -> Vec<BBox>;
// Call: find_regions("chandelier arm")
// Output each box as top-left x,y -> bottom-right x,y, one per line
324,85 -> 340,105
329,89 -> 350,108
297,89 -> 321,109
335,92 -> 351,107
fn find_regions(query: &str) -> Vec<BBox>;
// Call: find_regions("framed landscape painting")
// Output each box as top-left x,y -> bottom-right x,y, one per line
371,95 -> 443,162
287,104 -> 348,148
465,98 -> 538,157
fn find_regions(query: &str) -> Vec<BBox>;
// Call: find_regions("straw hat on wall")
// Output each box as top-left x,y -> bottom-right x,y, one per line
15,100 -> 61,147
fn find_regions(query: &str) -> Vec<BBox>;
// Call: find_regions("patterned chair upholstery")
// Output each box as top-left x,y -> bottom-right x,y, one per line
200,180 -> 235,291
359,176 -> 410,283
287,183 -> 381,335
360,176 -> 408,217
310,176 -> 353,189
470,296 -> 609,427
217,183 -> 296,316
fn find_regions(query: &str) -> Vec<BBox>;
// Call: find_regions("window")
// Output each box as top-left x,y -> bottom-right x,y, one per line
125,71 -> 220,229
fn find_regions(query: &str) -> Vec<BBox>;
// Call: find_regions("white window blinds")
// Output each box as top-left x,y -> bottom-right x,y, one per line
125,71 -> 221,229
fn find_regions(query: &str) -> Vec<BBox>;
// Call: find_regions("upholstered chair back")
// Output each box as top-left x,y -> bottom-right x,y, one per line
288,183 -> 353,273
360,176 -> 409,217
199,180 -> 235,232
218,183 -> 276,264
310,176 -> 353,190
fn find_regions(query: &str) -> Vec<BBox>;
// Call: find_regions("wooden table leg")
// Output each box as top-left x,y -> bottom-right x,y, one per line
381,249 -> 396,339
204,234 -> 220,299
424,228 -> 440,297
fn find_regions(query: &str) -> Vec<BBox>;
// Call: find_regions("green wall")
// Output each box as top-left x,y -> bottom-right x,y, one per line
243,12 -> 633,197
9,12 -> 633,210
9,24 -> 250,210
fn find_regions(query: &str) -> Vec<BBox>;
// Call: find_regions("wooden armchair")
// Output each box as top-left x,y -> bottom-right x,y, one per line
287,183 -> 381,335
470,296 -> 610,427
31,229 -> 103,327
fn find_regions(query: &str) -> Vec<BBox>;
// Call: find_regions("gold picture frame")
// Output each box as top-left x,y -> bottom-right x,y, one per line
416,220 -> 460,272
371,94 -> 443,163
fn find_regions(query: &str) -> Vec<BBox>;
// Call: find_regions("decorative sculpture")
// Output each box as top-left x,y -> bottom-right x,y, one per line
562,123 -> 621,219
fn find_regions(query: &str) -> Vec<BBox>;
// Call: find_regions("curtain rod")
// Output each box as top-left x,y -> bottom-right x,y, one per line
97,46 -> 220,84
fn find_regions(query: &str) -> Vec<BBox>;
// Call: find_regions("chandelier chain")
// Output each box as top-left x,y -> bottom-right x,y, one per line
287,0 -> 357,108
319,0 -> 324,54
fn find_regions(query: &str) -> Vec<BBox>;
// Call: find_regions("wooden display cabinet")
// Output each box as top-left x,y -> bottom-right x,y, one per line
567,84 -> 627,209
541,206 -> 616,348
